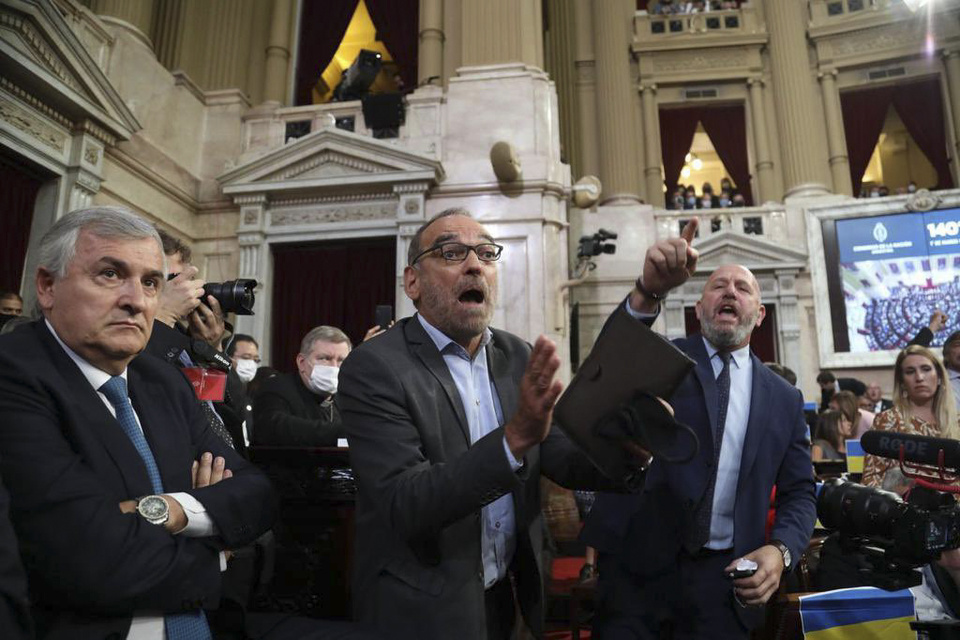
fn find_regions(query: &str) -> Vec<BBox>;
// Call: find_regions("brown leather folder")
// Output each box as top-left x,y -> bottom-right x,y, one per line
554,309 -> 697,489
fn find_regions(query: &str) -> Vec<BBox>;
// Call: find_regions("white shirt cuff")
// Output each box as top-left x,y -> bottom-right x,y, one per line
219,552 -> 228,572
623,298 -> 659,321
167,492 -> 217,537
502,436 -> 524,471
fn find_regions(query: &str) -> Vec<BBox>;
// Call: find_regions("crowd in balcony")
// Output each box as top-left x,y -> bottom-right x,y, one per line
856,181 -> 920,198
667,178 -> 747,210
646,0 -> 742,14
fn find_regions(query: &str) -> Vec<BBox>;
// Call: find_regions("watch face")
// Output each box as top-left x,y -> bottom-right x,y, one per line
139,496 -> 168,520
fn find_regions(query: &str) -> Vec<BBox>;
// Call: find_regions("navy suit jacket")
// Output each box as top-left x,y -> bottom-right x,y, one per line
0,320 -> 277,638
583,327 -> 816,584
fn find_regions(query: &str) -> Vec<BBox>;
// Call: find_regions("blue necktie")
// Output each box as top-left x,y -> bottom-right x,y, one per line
99,376 -> 212,640
686,351 -> 732,553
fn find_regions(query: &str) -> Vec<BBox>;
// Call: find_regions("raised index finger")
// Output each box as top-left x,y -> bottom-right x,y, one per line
680,217 -> 699,244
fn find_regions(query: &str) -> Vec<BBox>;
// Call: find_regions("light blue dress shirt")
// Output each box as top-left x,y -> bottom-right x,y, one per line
417,315 -> 521,588
702,338 -> 752,550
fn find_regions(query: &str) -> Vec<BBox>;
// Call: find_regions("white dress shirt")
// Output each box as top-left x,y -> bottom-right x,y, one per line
417,314 -> 522,588
46,320 -> 223,639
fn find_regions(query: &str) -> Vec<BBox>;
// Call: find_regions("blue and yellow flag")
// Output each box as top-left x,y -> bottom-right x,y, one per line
846,440 -> 864,474
800,587 -> 916,640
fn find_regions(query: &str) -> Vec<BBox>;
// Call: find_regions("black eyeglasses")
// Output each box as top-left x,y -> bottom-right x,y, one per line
411,242 -> 504,265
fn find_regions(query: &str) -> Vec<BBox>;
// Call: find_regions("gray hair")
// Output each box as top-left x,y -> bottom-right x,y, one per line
407,208 -> 474,266
37,206 -> 166,280
299,325 -> 352,356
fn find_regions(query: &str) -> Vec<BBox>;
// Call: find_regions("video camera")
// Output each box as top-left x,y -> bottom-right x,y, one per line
578,229 -> 618,259
816,431 -> 960,589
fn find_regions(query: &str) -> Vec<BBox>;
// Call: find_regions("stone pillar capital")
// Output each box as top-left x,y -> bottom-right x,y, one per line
817,68 -> 839,81
638,82 -> 657,94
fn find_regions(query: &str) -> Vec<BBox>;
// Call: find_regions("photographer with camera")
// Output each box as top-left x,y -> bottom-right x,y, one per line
863,345 -> 960,488
146,228 -> 251,456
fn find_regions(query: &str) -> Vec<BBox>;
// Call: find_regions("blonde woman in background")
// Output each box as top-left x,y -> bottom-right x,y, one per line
863,345 -> 960,487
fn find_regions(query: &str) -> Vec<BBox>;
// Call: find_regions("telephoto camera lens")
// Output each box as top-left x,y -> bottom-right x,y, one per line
202,279 -> 257,315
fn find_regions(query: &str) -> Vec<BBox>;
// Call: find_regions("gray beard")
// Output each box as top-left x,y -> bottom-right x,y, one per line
701,312 -> 757,350
419,282 -> 497,345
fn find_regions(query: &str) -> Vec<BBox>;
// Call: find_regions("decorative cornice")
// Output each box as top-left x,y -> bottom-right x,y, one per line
233,194 -> 269,206
0,95 -> 67,151
267,150 -> 390,181
270,191 -> 394,206
650,46 -> 751,74
270,202 -> 397,226
393,181 -> 432,194
77,118 -> 116,146
0,10 -> 84,94
0,75 -> 72,128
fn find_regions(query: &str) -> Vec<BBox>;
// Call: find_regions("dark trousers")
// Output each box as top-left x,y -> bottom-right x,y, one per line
485,577 -> 517,640
593,549 -> 751,640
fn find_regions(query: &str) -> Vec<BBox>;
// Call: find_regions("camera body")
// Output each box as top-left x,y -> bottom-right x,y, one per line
817,480 -> 960,588
202,279 -> 257,316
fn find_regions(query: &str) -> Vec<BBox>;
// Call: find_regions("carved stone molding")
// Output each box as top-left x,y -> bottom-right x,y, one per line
271,191 -> 393,206
83,143 -> 100,165
403,199 -> 420,215
234,194 -> 269,206
828,24 -> 924,58
270,203 -> 397,226
0,10 -> 85,95
652,47 -> 749,73
0,96 -> 66,151
393,181 -> 431,194
265,150 -> 392,181
905,188 -> 941,213
0,76 -> 71,128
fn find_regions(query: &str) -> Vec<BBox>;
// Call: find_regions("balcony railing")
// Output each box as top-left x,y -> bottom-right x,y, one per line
654,204 -> 789,245
809,0 -> 892,22
634,5 -> 761,41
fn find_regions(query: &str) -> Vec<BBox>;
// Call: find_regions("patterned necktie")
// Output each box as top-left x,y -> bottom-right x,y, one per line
99,377 -> 212,640
685,351 -> 732,553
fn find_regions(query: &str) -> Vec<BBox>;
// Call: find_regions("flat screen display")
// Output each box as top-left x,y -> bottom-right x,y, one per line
832,207 -> 960,353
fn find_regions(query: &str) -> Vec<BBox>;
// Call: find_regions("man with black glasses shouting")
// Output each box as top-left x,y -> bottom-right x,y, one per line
338,208 -> 699,640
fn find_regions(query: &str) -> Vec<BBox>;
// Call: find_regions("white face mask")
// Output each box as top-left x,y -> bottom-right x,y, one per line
309,364 -> 339,395
235,358 -> 258,383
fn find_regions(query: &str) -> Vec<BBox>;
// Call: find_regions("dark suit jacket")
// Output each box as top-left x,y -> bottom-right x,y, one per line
252,373 -> 343,446
0,459 -> 31,640
0,320 -> 277,639
337,318 -> 614,640
582,328 -> 816,629
146,320 -> 250,457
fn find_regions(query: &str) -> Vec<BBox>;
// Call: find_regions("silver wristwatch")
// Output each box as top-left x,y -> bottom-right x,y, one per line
136,495 -> 170,526
771,539 -> 792,570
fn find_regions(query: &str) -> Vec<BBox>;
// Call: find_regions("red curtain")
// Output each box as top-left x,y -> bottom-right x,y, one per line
270,237 -> 396,372
891,78 -> 955,189
659,107 -> 700,198
840,85 -> 896,196
294,0 -> 358,106
699,105 -> 753,205
0,162 -> 43,294
659,104 -> 753,204
365,0 -> 420,90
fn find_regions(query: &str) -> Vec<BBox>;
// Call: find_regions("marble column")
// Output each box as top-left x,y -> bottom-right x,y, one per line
92,0 -> 155,48
593,0 -> 641,203
262,0 -> 293,103
747,77 -> 775,203
461,0 -> 543,68
544,0 -> 580,177
639,83 -> 664,207
818,69 -> 853,197
419,0 -> 444,85
764,0 -> 829,198
152,0 -> 185,69
942,50 -> 960,180
203,0 -> 254,91
574,0 -> 599,179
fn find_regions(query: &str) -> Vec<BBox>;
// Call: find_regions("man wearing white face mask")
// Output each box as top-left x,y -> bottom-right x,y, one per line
227,334 -> 261,385
252,326 -> 351,446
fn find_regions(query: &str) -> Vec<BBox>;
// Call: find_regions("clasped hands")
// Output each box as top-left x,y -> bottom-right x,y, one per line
505,220 -> 699,460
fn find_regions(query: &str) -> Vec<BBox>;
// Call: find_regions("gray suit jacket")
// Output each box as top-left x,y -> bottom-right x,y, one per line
338,317 -> 613,640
